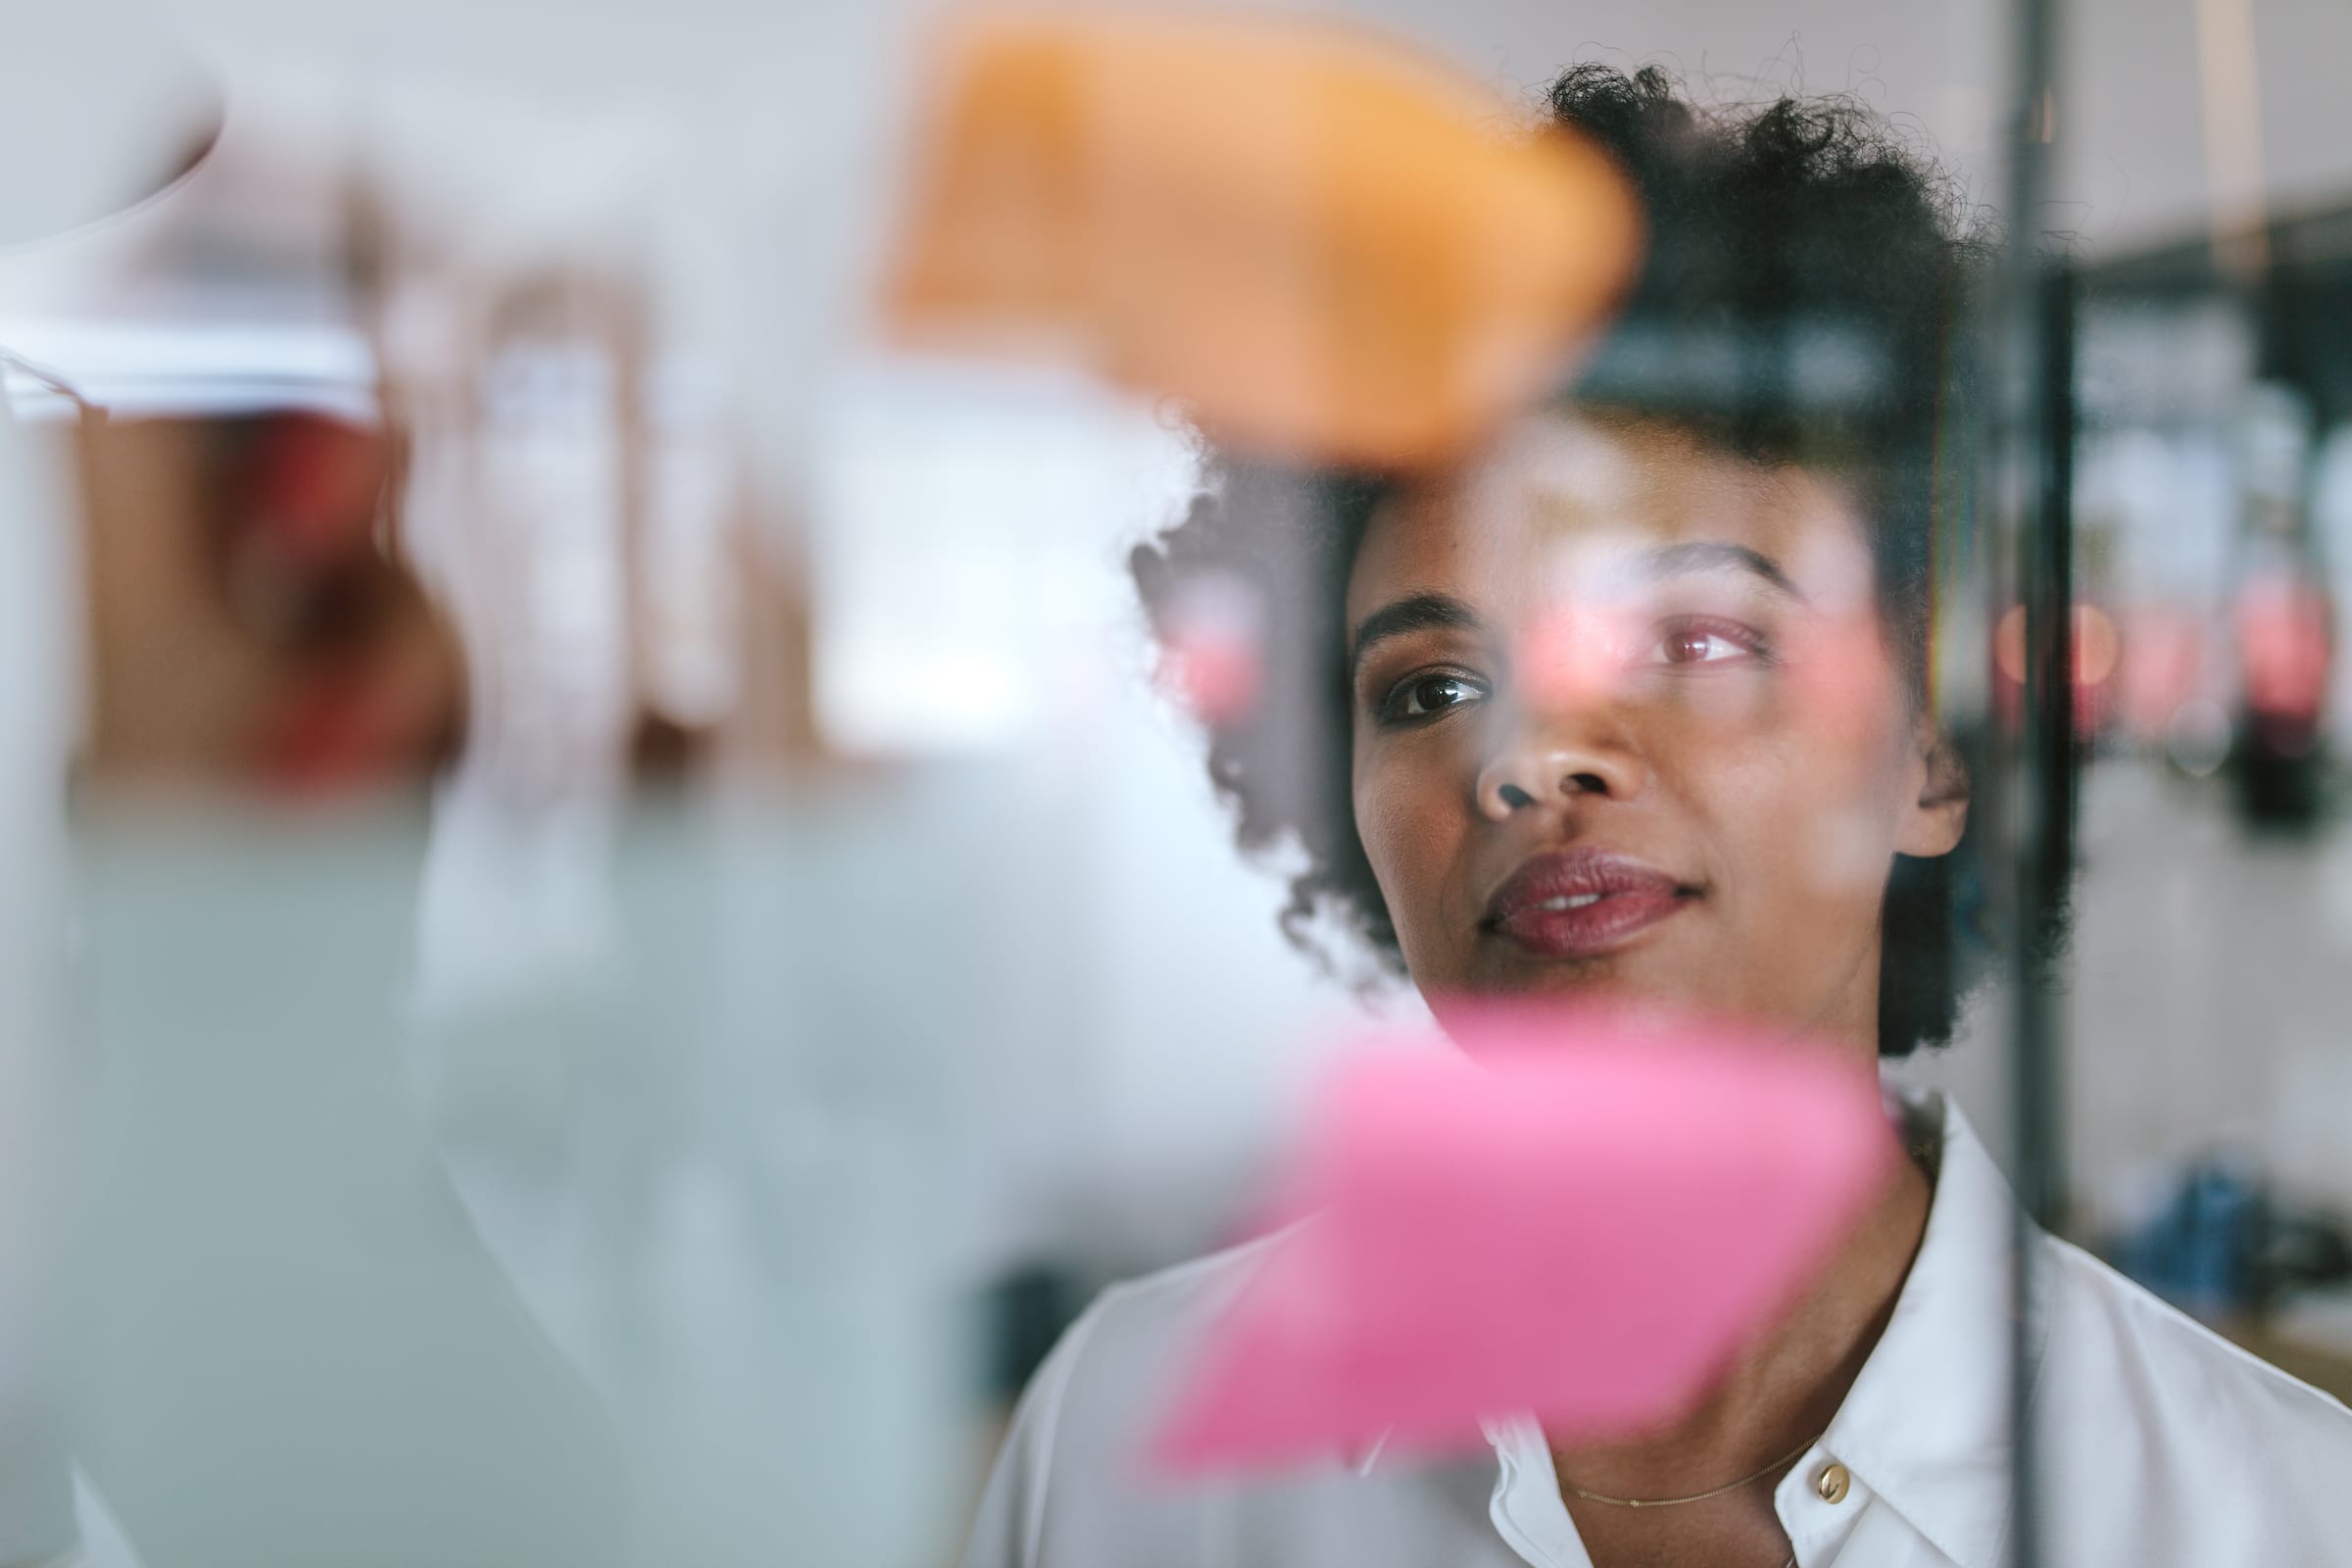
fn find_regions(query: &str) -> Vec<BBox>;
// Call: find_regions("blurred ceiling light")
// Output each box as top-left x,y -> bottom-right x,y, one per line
0,0 -> 221,246
2192,0 -> 2271,280
1996,602 -> 2123,690
882,5 -> 1642,469
0,319 -> 376,423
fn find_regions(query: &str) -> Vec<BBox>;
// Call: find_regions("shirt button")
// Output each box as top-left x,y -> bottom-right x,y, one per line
1815,1462 -> 1851,1504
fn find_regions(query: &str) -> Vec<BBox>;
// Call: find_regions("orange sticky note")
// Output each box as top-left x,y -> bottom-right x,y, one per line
885,6 -> 1642,468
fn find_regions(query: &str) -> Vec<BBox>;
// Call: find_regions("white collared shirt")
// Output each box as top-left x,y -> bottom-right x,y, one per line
964,1091 -> 2352,1568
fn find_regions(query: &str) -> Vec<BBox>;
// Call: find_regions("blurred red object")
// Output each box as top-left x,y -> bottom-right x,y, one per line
885,5 -> 1642,469
1992,601 -> 2122,741
1155,572 -> 1265,728
2115,605 -> 2204,742
2233,571 -> 2331,735
1515,604 -> 1630,717
1152,1006 -> 1891,1473
232,411 -> 392,573
75,410 -> 465,795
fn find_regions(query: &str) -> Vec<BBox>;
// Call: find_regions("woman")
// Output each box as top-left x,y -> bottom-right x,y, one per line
965,66 -> 2352,1568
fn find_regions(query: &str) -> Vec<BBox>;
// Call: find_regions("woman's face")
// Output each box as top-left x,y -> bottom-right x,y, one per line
1346,413 -> 1967,1050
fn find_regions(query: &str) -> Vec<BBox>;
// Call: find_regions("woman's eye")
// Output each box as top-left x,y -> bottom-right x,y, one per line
1648,618 -> 1769,668
1379,670 -> 1490,722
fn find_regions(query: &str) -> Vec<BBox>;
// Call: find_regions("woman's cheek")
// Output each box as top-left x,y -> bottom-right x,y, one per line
1713,739 -> 1900,932
1353,750 -> 1469,976
1773,714 -> 1915,902
1664,675 -> 1910,903
1661,666 -> 1777,733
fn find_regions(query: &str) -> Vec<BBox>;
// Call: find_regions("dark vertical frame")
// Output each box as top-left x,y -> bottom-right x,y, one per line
1991,0 -> 2077,1563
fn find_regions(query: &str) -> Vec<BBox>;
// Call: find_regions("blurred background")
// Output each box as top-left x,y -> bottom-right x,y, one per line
4,0 -> 2351,1564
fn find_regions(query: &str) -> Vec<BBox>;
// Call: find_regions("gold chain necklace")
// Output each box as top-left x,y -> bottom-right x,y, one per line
1555,1430 -> 1826,1509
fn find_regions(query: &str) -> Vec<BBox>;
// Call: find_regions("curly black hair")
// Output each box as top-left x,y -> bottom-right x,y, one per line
1130,64 -> 1990,1057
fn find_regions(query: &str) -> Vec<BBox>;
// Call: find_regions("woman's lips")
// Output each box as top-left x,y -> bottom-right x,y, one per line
1482,848 -> 1695,960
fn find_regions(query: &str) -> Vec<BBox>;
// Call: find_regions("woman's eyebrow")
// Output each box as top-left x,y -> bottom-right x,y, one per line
1640,541 -> 1808,600
1348,592 -> 1483,677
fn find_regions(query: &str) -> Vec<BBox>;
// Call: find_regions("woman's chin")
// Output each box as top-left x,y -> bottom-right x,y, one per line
1450,943 -> 1700,1013
1425,970 -> 1711,1041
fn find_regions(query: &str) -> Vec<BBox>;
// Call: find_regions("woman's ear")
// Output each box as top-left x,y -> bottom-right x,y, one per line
1896,717 -> 1969,858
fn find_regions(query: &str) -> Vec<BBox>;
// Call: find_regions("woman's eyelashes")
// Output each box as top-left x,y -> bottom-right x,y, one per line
1641,614 -> 1777,669
1368,616 -> 1775,726
1375,667 -> 1491,725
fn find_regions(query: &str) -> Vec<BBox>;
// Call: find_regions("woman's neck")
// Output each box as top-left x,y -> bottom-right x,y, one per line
1547,1114 -> 1935,1495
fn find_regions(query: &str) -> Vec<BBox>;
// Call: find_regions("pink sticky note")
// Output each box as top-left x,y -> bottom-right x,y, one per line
1152,1005 -> 1894,1474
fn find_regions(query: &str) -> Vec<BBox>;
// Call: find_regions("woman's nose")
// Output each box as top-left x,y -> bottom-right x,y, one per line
1473,710 -> 1647,820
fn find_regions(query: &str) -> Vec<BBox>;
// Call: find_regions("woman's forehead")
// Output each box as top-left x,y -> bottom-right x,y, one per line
1346,411 -> 1870,619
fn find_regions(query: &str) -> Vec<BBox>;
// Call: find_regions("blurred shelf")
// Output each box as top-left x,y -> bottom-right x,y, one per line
2221,1291 -> 2352,1405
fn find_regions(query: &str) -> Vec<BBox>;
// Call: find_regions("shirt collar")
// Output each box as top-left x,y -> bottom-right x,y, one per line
1805,1088 -> 2041,1568
1348,1087 -> 2038,1568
